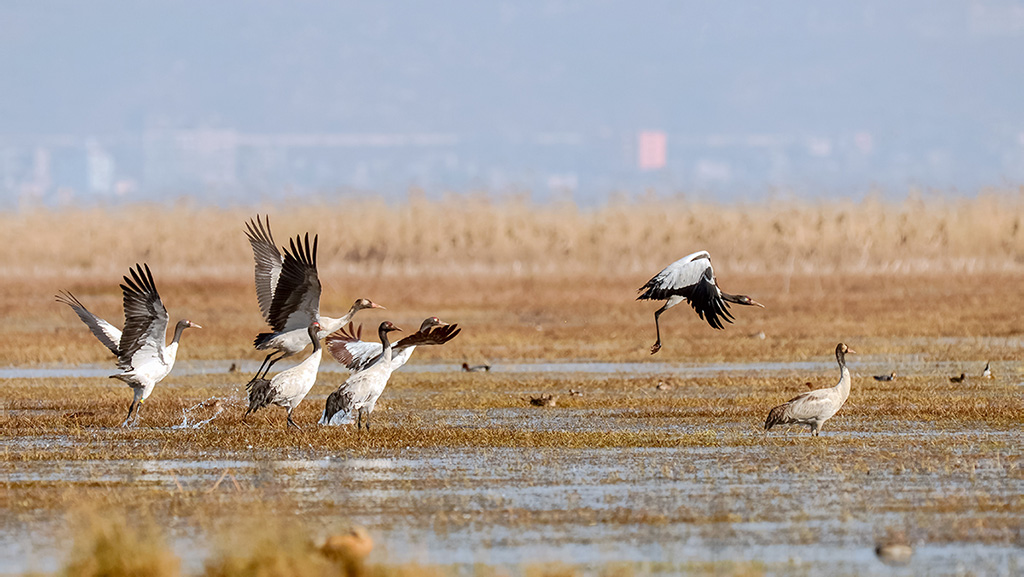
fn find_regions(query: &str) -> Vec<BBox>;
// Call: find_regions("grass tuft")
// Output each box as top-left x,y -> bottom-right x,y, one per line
62,509 -> 180,577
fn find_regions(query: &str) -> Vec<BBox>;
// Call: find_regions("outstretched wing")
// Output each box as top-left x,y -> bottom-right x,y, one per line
266,233 -> 321,333
326,323 -> 383,372
637,251 -> 733,329
117,263 -> 169,371
394,323 -> 462,350
245,215 -> 283,324
55,290 -> 122,357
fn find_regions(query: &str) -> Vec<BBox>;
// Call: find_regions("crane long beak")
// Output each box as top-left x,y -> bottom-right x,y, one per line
373,303 -> 387,310
192,323 -> 203,329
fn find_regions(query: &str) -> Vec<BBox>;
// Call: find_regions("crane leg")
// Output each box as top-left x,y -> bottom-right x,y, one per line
356,408 -> 364,430
254,352 -> 283,380
122,400 -> 137,428
651,306 -> 668,354
286,411 -> 301,430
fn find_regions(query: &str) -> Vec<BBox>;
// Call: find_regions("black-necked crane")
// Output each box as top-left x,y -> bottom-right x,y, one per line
320,321 -> 460,429
764,343 -> 855,436
326,317 -> 457,374
637,250 -> 764,354
950,373 -> 967,383
245,215 -> 384,379
873,371 -> 896,381
56,263 -> 201,427
981,361 -> 993,379
244,321 -> 323,429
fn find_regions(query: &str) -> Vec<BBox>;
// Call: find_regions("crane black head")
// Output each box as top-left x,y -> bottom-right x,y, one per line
378,321 -> 402,334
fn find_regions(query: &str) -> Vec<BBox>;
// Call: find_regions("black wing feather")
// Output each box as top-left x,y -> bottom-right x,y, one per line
266,233 -> 321,332
117,263 -> 168,370
686,269 -> 734,330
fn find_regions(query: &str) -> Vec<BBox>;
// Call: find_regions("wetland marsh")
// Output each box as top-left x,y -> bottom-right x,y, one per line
1,198 -> 1023,575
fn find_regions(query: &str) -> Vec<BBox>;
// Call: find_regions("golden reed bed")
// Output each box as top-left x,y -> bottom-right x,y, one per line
1,189 -> 1023,365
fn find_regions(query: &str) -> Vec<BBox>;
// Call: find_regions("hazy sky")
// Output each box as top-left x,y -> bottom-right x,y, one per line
2,1 -> 1020,133
2,1 -> 1023,194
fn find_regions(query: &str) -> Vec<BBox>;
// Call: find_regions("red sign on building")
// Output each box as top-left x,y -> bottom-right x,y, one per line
637,130 -> 667,170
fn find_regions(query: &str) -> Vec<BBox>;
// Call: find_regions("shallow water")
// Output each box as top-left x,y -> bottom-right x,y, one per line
1,358 -> 1022,576
0,354 -> 1012,380
3,434 -> 1022,575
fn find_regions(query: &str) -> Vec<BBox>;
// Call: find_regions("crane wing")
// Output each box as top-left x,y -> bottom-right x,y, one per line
117,264 -> 169,371
326,323 -> 384,372
245,215 -> 283,324
266,233 -> 321,333
55,290 -> 123,357
394,323 -> 462,350
637,251 -> 733,329
780,391 -> 834,422
637,251 -> 712,300
327,323 -> 461,373
685,267 -> 734,329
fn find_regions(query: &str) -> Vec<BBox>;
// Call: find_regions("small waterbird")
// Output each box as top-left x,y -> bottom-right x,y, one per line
875,535 -> 913,566
462,362 -> 490,372
245,215 -> 384,379
529,394 -> 558,407
56,263 -> 201,427
764,343 -> 855,436
320,321 -> 460,429
873,371 -> 897,381
637,250 -> 764,354
244,321 -> 323,429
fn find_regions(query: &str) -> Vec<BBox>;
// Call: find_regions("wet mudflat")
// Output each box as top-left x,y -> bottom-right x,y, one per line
1,357 -> 1022,576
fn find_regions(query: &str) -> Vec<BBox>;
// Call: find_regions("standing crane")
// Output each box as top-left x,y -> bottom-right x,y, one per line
320,321 -> 460,429
764,343 -> 855,436
244,321 -> 324,429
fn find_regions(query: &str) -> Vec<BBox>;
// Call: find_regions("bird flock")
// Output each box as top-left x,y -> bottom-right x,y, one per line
54,215 -> 989,435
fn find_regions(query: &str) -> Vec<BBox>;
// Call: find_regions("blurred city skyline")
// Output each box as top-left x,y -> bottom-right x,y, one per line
2,1 -> 1024,207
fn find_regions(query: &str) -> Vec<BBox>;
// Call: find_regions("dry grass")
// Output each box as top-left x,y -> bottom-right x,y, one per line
61,508 -> 180,577
2,196 -> 1023,574
1,193 -> 1022,366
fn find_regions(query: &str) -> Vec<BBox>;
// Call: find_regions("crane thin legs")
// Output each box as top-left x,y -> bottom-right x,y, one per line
286,411 -> 301,430
651,306 -> 669,355
355,408 -> 372,431
254,352 -> 286,380
122,400 -> 137,428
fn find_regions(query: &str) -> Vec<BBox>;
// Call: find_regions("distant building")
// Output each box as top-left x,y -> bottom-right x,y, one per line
637,130 -> 667,170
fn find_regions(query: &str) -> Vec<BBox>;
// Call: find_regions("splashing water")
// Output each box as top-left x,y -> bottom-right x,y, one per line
172,397 -> 227,429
